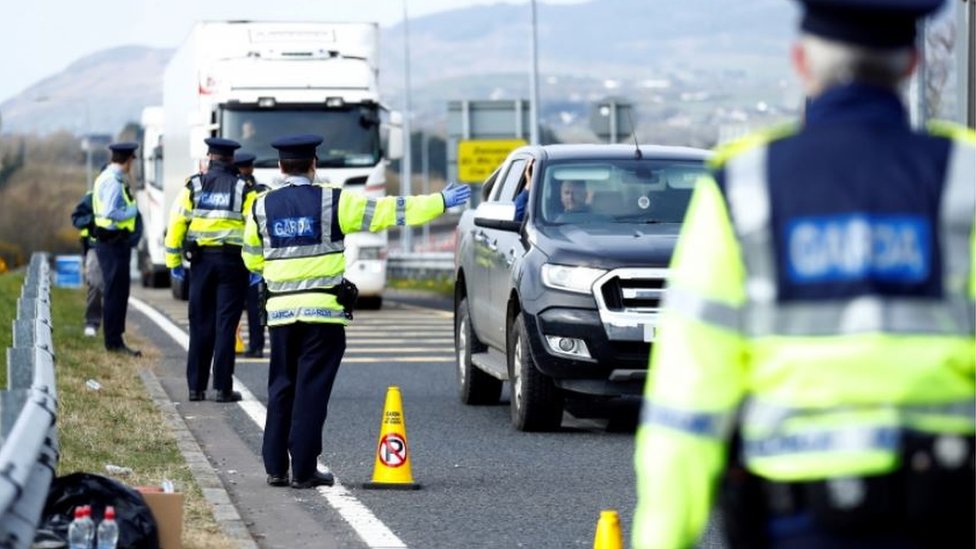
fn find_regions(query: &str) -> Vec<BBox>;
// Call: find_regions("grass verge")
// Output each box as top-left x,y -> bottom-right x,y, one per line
387,277 -> 454,298
0,272 -> 22,387
19,277 -> 236,549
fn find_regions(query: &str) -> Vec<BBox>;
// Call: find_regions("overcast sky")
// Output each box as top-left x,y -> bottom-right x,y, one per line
0,0 -> 586,103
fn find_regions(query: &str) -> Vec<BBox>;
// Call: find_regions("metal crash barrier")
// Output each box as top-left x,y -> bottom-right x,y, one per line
387,252 -> 454,281
0,253 -> 59,548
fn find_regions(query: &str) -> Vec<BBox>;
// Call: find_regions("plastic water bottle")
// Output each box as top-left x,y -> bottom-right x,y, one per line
68,505 -> 94,549
96,505 -> 119,549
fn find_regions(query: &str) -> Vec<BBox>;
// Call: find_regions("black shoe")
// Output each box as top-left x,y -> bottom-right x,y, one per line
107,345 -> 142,357
291,471 -> 334,489
244,349 -> 264,358
267,473 -> 289,487
214,390 -> 242,403
188,391 -> 205,402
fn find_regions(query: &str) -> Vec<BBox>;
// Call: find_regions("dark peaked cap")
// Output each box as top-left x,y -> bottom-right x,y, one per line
204,137 -> 241,156
233,152 -> 256,167
108,142 -> 138,156
796,0 -> 946,49
271,134 -> 323,160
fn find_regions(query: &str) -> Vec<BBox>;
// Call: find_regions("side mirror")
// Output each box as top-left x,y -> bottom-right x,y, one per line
473,202 -> 521,232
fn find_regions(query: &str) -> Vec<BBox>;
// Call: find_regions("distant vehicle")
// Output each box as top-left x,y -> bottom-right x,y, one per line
137,21 -> 403,304
453,144 -> 712,431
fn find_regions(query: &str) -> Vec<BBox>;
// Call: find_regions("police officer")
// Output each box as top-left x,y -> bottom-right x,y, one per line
92,143 -> 142,356
71,189 -> 102,337
234,151 -> 268,358
243,134 -> 470,488
166,138 -> 257,402
633,1 -> 975,548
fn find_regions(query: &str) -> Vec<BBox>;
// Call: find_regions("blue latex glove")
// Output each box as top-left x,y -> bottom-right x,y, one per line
441,182 -> 472,209
249,273 -> 263,287
171,267 -> 185,281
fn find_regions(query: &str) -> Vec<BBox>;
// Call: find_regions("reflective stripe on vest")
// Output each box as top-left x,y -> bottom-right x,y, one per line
742,397 -> 976,434
640,403 -> 734,439
361,198 -> 377,231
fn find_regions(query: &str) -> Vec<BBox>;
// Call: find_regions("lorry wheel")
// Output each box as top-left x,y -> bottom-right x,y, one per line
455,298 -> 501,405
508,312 -> 563,431
358,296 -> 383,310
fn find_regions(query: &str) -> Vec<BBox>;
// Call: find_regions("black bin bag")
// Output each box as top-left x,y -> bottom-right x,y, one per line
37,473 -> 159,549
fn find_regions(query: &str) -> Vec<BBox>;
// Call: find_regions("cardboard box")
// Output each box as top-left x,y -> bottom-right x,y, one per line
137,487 -> 184,549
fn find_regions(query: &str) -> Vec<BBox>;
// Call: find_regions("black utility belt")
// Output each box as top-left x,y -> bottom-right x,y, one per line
196,245 -> 243,255
763,433 -> 974,539
94,228 -> 130,243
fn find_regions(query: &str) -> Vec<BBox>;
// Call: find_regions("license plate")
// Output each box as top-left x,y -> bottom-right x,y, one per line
642,323 -> 656,342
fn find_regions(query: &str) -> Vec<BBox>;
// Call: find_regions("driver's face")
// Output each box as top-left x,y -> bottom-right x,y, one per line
561,181 -> 586,211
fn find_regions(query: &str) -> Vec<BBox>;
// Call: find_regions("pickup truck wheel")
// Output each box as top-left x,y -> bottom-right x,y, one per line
455,298 -> 501,404
508,313 -> 563,431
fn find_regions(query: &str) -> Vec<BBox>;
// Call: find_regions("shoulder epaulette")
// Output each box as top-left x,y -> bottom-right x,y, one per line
710,122 -> 799,169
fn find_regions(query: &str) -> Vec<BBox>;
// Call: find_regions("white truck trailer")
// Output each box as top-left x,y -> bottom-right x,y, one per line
138,21 -> 402,305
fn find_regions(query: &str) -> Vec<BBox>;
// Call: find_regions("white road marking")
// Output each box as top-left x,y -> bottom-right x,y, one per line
129,297 -> 409,549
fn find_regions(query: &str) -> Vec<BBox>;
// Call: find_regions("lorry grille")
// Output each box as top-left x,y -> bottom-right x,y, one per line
597,270 -> 668,312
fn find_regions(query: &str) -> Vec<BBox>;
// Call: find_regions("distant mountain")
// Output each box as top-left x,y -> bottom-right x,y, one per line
0,0 -> 797,137
1,46 -> 172,136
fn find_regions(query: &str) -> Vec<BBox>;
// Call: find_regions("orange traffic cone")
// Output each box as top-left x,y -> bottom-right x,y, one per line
235,323 -> 245,354
362,386 -> 421,490
593,509 -> 623,549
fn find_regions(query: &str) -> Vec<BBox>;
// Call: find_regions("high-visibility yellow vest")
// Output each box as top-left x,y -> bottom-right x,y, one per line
242,176 -> 446,326
164,164 -> 254,268
632,121 -> 976,549
92,166 -> 137,232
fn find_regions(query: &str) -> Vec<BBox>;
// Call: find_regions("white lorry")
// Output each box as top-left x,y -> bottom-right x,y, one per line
137,21 -> 402,306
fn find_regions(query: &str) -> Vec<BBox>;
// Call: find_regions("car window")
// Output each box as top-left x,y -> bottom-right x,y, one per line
481,167 -> 501,202
495,159 -> 528,203
539,158 -> 709,224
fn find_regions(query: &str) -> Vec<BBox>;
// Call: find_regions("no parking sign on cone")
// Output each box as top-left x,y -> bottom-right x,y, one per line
363,386 -> 421,490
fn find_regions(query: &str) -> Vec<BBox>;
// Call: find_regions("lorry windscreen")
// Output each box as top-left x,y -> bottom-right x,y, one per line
538,158 -> 708,225
221,106 -> 380,168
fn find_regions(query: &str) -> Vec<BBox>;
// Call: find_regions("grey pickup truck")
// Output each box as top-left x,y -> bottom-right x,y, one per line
453,143 -> 712,431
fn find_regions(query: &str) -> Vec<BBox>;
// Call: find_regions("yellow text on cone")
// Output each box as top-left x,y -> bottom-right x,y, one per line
235,323 -> 245,354
593,509 -> 622,549
362,386 -> 421,490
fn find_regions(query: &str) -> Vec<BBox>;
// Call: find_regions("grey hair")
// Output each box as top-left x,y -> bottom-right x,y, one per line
800,33 -> 915,92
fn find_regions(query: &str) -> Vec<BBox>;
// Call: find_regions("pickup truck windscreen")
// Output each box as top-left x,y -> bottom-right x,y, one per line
221,105 -> 381,169
538,159 -> 708,225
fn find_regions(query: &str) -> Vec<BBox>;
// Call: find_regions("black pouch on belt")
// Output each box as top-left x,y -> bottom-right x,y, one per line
333,278 -> 359,319
901,432 -> 975,546
183,241 -> 201,263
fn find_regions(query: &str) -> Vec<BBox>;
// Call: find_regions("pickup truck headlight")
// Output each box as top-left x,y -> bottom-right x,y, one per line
540,264 -> 606,294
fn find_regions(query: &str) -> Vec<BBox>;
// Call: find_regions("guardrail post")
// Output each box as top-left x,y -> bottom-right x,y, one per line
0,252 -> 59,547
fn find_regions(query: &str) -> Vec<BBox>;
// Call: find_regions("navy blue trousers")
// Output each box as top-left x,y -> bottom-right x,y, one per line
245,282 -> 265,352
186,253 -> 248,393
263,322 -> 345,480
94,241 -> 131,349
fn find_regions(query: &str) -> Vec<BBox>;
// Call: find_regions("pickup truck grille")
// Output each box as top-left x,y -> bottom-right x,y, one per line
599,276 -> 666,312
593,268 -> 670,342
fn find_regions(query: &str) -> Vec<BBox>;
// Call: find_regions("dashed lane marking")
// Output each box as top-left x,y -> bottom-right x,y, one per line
129,297 -> 409,549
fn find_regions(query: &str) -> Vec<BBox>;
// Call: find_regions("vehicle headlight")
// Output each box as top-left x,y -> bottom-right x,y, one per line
540,264 -> 606,294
